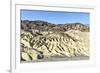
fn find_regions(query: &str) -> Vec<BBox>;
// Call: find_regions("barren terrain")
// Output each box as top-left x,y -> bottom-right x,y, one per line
20,20 -> 89,62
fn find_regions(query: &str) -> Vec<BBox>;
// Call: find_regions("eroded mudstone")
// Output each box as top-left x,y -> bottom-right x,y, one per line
21,52 -> 31,61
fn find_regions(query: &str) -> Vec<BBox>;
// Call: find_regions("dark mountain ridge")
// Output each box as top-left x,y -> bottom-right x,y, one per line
21,20 -> 89,32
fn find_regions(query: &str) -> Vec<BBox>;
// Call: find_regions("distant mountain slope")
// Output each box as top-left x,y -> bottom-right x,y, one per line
21,20 -> 89,32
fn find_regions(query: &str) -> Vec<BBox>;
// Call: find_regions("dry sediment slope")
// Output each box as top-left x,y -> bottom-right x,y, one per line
21,29 -> 89,62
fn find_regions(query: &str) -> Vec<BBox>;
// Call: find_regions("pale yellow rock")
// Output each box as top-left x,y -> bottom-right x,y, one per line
21,52 -> 31,61
27,50 -> 38,60
21,29 -> 90,61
